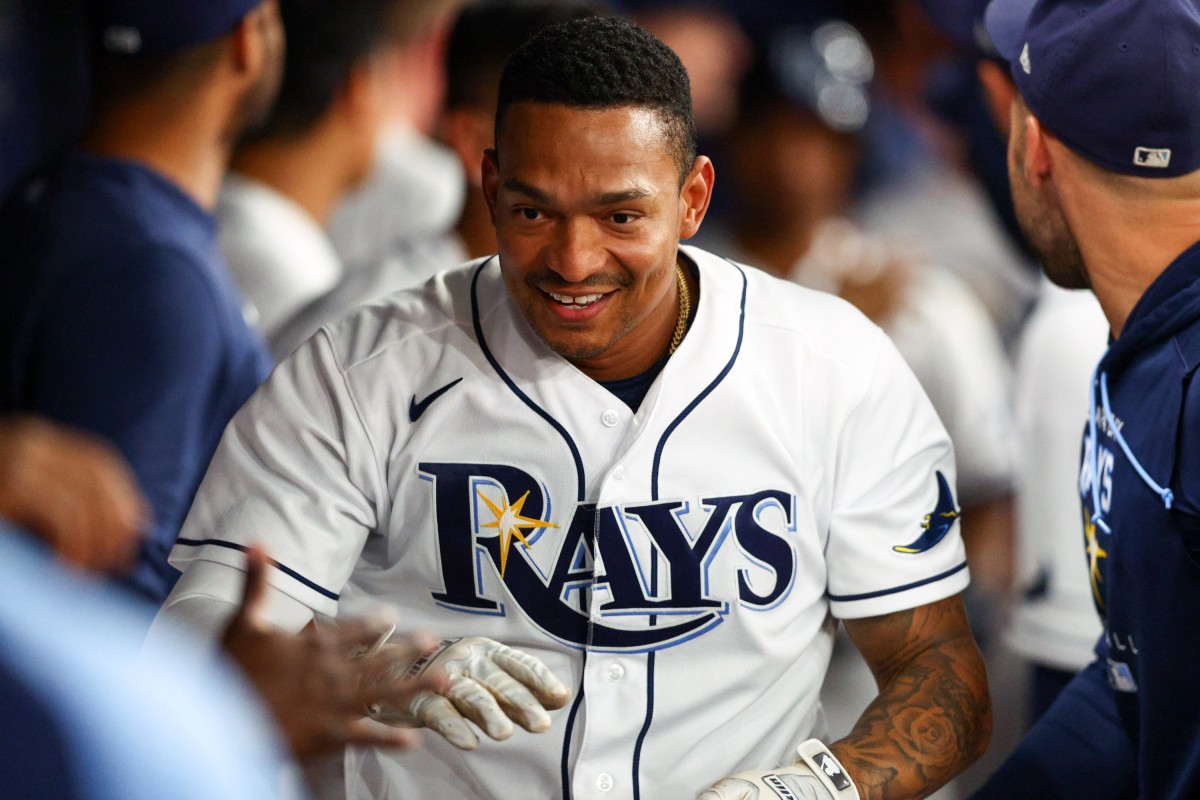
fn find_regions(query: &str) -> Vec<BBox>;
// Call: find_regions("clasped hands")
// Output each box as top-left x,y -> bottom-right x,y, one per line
221,548 -> 571,760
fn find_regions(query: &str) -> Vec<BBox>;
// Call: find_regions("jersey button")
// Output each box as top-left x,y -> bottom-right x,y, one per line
606,663 -> 625,682
612,465 -> 625,481
601,409 -> 620,427
596,773 -> 614,792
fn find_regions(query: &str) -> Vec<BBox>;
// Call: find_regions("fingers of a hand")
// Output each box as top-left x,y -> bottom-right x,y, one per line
487,645 -> 571,708
443,676 -> 514,741
344,622 -> 398,660
696,779 -> 756,800
91,477 -> 143,575
235,546 -> 271,627
44,495 -> 90,567
469,658 -> 552,732
315,616 -> 392,656
351,647 -> 446,713
337,719 -> 421,752
357,630 -> 437,670
412,692 -> 480,750
97,471 -> 148,573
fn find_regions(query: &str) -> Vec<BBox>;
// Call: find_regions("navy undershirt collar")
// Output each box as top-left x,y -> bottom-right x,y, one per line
599,352 -> 670,412
596,257 -> 699,412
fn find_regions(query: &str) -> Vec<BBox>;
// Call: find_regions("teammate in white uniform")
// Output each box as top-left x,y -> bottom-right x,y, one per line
154,17 -> 990,800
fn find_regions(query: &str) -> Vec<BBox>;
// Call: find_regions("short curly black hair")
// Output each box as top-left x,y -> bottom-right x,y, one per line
495,16 -> 697,181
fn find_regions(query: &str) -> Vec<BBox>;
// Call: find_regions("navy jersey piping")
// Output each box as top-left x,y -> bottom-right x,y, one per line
650,260 -> 749,494
173,538 -> 339,600
560,662 -> 586,800
470,259 -> 586,503
632,651 -> 657,800
470,258 -> 587,799
633,258 -> 747,798
826,560 -> 968,602
632,550 -> 661,800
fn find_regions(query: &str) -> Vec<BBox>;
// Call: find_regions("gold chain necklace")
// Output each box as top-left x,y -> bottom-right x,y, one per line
669,261 -> 691,355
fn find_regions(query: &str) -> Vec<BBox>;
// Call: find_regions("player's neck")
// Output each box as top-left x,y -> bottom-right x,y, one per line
1071,198 -> 1200,339
80,97 -> 235,211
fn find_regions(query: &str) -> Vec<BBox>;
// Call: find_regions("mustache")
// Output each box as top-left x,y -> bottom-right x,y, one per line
525,270 -> 633,291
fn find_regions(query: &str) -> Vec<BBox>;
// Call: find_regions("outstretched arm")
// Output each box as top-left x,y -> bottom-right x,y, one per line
833,593 -> 991,799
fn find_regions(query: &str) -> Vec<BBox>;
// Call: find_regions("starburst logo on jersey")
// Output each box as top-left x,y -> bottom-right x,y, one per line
418,462 -> 799,652
1084,509 -> 1108,613
477,488 -> 558,577
893,471 -> 959,554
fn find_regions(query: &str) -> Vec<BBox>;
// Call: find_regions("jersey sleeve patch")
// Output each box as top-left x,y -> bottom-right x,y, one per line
893,471 -> 959,554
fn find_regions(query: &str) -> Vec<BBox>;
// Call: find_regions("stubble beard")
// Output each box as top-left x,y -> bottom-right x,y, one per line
1010,149 -> 1091,290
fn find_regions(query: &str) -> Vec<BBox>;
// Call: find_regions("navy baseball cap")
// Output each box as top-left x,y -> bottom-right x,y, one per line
985,0 -> 1200,177
89,0 -> 267,55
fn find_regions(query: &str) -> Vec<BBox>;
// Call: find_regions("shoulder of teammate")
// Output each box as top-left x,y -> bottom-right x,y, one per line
29,242 -> 236,428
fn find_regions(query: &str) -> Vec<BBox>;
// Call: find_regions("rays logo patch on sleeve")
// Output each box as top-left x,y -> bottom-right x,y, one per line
894,471 -> 959,554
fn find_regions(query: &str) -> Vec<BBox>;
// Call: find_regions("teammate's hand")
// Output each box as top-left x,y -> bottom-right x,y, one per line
368,635 -> 572,750
0,415 -> 147,574
222,547 -> 447,762
697,766 -> 835,800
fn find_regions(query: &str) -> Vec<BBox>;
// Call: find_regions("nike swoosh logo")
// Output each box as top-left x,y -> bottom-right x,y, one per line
409,378 -> 463,422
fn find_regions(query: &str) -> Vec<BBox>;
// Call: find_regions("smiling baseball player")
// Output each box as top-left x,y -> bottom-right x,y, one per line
151,16 -> 990,800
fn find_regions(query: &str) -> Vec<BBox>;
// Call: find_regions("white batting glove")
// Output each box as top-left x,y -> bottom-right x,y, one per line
698,740 -> 860,800
367,636 -> 571,750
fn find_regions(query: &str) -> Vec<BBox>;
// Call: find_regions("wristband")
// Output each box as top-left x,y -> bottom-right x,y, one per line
795,739 -> 860,799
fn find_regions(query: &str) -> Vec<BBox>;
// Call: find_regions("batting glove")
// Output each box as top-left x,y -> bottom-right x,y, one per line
366,636 -> 571,750
697,740 -> 861,800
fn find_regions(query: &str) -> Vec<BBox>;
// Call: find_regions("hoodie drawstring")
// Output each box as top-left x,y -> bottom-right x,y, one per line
1089,369 -> 1174,534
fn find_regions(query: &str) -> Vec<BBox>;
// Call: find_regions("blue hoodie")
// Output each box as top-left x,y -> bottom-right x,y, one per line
1080,237 -> 1200,800
974,240 -> 1200,800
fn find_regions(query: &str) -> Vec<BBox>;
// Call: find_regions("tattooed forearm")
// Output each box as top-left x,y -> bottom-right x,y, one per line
830,596 -> 991,800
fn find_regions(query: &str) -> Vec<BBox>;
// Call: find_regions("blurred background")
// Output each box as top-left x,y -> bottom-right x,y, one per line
0,1 -> 1106,797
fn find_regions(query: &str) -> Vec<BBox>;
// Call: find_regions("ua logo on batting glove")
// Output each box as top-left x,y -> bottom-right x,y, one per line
365,636 -> 571,750
697,740 -> 860,800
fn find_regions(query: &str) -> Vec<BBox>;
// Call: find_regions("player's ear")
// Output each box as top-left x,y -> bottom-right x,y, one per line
678,156 -> 714,240
439,108 -> 493,188
482,148 -> 500,225
1023,113 -> 1054,188
229,1 -> 274,81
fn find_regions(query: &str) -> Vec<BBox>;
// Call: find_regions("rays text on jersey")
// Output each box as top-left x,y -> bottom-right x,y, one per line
419,462 -> 799,652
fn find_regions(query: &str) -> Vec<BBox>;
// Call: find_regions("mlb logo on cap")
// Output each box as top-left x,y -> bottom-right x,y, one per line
1135,147 -> 1172,169
985,0 -> 1200,178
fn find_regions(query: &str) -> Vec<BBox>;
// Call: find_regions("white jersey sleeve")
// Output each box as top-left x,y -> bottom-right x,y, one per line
172,325 -> 385,617
885,266 -> 1015,506
824,329 -> 969,620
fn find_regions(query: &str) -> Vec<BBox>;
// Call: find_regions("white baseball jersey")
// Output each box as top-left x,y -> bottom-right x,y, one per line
170,245 -> 969,800
1006,281 -> 1106,671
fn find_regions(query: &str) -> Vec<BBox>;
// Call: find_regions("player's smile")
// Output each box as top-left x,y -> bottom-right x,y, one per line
484,102 -> 713,382
540,288 -> 615,321
544,290 -> 609,308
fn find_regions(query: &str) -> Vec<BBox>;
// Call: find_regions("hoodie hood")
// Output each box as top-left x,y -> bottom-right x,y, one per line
1100,238 -> 1200,375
